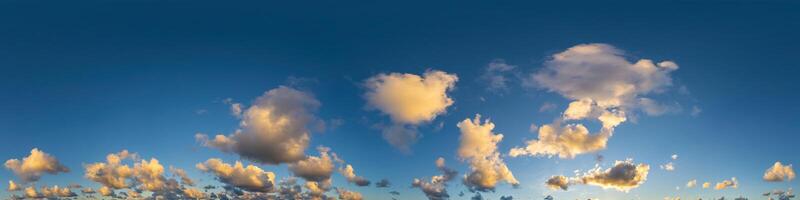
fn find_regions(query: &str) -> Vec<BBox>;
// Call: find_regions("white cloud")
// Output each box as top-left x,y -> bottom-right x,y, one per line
364,70 -> 458,150
4,148 -> 69,182
457,115 -> 519,191
763,162 -> 795,182
660,162 -> 675,171
513,43 -> 680,159
196,158 -> 276,192
197,86 -> 321,164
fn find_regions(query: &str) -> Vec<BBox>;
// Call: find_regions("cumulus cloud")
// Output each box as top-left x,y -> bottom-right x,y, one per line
545,175 -> 570,190
513,44 -> 679,159
196,158 -> 276,193
23,186 -> 41,199
545,160 -> 650,192
661,162 -> 675,171
4,148 -> 69,182
580,160 -> 650,192
183,187 -> 205,199
481,59 -> 517,92
686,179 -> 697,188
702,182 -> 711,189
457,115 -> 519,192
40,185 -> 77,198
84,150 -> 136,189
714,177 -> 738,190
304,179 -> 332,199
336,188 -> 364,200
763,162 -> 796,182
288,146 -> 335,182
510,121 -> 611,159
197,86 -> 321,164
412,157 -> 458,200
364,70 -> 458,150
340,164 -> 371,187
133,158 -> 169,192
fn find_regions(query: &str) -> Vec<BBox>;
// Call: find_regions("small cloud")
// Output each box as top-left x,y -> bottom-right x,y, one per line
714,177 -> 738,190
538,102 -> 557,112
690,106 -> 702,117
686,179 -> 697,188
4,148 -> 70,182
763,161 -> 795,182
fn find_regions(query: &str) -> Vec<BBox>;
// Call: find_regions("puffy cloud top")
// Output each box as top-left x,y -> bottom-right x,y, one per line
4,149 -> 69,182
365,70 -> 458,124
364,70 -> 458,151
714,177 -> 738,190
197,86 -> 320,165
412,157 -> 458,200
84,150 -> 135,189
763,162 -> 795,182
288,147 -> 335,182
457,115 -> 518,191
196,158 -> 276,192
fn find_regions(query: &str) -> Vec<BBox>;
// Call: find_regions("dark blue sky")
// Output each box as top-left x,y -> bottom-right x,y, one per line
1,1 -> 798,199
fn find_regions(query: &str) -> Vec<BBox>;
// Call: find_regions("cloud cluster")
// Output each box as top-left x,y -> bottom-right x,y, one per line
412,157 -> 458,200
513,44 -> 679,159
4,149 -> 69,182
457,115 -> 519,192
364,70 -> 458,151
84,150 -> 136,189
197,86 -> 321,164
763,161 -> 796,182
196,158 -> 276,192
545,160 -> 650,192
714,177 -> 738,190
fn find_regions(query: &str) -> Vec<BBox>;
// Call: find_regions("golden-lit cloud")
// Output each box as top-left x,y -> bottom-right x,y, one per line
545,160 -> 650,192
579,160 -> 650,192
514,44 -> 679,159
170,166 -> 195,186
7,180 -> 20,191
339,164 -> 370,187
84,150 -> 136,189
457,115 -> 518,191
545,175 -> 570,190
197,86 -> 321,164
196,158 -> 276,192
133,158 -> 168,192
714,177 -> 738,190
412,157 -> 458,200
40,185 -> 77,198
336,188 -> 364,200
510,122 -> 610,159
763,161 -> 795,182
288,146 -> 335,182
702,182 -> 711,189
364,70 -> 458,151
182,187 -> 205,199
4,148 -> 69,182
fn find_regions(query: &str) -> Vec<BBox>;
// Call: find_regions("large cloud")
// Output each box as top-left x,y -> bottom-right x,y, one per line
196,158 -> 276,193
457,115 -> 519,192
763,161 -> 795,182
197,86 -> 321,164
364,70 -> 458,151
545,160 -> 650,192
513,43 -> 679,159
4,148 -> 69,182
412,157 -> 458,200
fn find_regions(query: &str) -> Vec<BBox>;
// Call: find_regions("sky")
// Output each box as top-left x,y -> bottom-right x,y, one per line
1,0 -> 799,200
